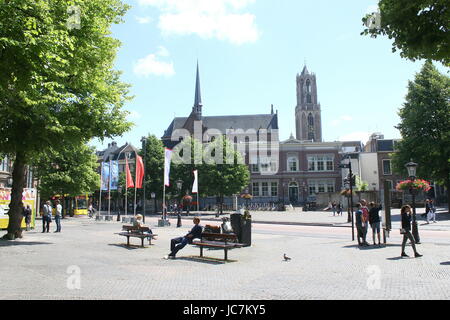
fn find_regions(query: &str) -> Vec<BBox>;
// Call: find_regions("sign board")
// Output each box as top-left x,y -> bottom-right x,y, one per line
0,188 -> 37,229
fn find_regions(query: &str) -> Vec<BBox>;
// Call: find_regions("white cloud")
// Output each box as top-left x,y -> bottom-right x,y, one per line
338,131 -> 371,143
135,16 -> 153,24
133,46 -> 175,77
138,0 -> 260,45
366,4 -> 379,13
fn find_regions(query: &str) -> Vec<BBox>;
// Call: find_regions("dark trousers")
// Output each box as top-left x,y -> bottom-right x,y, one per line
401,231 -> 417,254
170,236 -> 189,257
55,215 -> 61,232
356,225 -> 367,244
42,216 -> 50,232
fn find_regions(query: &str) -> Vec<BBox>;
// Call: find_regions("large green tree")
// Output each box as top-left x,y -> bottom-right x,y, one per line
0,0 -> 132,239
34,143 -> 100,200
391,61 -> 450,206
168,136 -> 250,212
362,0 -> 449,66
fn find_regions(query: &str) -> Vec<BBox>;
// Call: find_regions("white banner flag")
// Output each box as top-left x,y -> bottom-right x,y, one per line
192,170 -> 198,194
164,148 -> 172,187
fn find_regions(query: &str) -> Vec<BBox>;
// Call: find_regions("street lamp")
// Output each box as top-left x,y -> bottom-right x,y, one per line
339,155 -> 355,241
141,136 -> 147,223
405,161 -> 420,244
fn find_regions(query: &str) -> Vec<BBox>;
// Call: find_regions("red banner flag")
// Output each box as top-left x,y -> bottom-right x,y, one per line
135,155 -> 144,189
126,158 -> 134,189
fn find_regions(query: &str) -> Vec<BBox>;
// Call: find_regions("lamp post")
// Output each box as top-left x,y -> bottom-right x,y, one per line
339,155 -> 355,241
406,161 -> 420,244
176,179 -> 183,227
302,182 -> 308,212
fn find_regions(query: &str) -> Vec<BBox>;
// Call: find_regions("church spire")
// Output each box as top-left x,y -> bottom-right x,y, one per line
193,61 -> 202,117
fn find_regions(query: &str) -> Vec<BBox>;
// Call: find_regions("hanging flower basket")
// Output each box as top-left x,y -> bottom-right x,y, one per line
395,179 -> 431,192
241,193 -> 253,199
182,195 -> 193,202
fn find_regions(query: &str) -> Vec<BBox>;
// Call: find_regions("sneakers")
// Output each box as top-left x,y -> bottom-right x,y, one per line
414,253 -> 423,258
164,254 -> 176,260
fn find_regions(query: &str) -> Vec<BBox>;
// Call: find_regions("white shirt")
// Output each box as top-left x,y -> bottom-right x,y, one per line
56,204 -> 62,216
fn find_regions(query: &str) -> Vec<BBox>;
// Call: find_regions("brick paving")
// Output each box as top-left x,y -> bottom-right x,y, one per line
0,213 -> 449,300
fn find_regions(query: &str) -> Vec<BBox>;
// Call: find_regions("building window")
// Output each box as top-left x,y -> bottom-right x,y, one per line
308,156 -> 334,172
288,156 -> 298,172
309,180 -> 335,194
271,182 -> 278,197
251,163 -> 259,173
252,182 -> 260,196
383,159 -> 392,175
326,156 -> 334,171
261,182 -> 269,196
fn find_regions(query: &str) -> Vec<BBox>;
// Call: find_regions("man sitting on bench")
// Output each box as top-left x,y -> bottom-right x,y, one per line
165,217 -> 203,259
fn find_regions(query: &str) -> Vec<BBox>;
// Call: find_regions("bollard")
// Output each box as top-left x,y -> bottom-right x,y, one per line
177,214 -> 182,227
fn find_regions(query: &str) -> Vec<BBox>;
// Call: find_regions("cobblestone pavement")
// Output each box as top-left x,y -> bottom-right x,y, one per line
1,215 -> 450,300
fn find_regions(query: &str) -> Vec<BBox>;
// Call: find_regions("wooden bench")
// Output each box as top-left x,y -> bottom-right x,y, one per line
117,225 -> 158,248
192,232 -> 244,261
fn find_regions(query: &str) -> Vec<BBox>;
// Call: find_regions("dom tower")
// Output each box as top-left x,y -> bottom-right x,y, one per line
295,66 -> 322,142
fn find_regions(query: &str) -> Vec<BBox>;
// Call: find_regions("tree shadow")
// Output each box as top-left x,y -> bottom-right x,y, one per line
0,240 -> 53,247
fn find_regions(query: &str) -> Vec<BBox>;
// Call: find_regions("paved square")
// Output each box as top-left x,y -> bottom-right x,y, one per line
1,212 -> 450,300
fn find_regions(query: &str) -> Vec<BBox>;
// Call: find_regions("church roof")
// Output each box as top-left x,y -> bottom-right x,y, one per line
162,113 -> 278,140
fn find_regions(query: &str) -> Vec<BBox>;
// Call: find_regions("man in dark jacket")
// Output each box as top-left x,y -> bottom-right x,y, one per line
166,217 -> 203,259
401,205 -> 422,258
368,202 -> 382,246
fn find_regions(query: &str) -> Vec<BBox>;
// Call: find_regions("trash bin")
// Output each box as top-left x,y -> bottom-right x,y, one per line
230,212 -> 251,247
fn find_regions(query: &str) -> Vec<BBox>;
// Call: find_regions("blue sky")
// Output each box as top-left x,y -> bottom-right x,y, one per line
91,0 -> 448,151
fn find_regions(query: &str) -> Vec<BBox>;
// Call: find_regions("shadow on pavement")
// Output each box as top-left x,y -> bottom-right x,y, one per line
342,243 -> 401,250
176,256 -> 235,265
386,257 -> 408,261
0,240 -> 52,247
108,243 -> 150,250
440,262 -> 450,266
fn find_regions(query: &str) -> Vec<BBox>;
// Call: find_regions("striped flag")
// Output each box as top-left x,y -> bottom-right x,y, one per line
192,170 -> 198,194
164,148 -> 172,187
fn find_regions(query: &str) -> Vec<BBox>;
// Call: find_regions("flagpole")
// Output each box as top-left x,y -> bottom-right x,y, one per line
99,163 -> 103,219
108,159 -> 111,217
134,151 -> 138,216
125,153 -> 128,216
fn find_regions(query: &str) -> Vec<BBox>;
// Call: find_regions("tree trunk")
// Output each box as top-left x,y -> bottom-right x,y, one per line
3,152 -> 27,240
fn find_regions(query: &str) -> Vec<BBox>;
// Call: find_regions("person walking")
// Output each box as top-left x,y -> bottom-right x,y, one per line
42,201 -> 52,233
368,202 -> 382,246
331,201 -> 337,216
360,200 -> 370,245
165,217 -> 203,259
54,200 -> 62,232
422,199 -> 430,219
400,205 -> 422,258
23,204 -> 32,231
427,199 -> 437,223
355,204 -> 369,246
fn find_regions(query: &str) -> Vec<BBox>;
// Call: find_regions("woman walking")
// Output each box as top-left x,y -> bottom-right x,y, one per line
400,205 -> 422,258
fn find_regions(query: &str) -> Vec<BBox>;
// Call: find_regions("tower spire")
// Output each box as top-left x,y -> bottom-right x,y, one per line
193,61 -> 202,117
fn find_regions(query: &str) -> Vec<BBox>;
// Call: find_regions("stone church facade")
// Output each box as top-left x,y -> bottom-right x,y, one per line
162,63 -> 344,207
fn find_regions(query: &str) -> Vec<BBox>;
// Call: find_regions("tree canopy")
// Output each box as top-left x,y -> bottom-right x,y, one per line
391,61 -> 450,205
362,0 -> 449,66
0,0 -> 132,239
